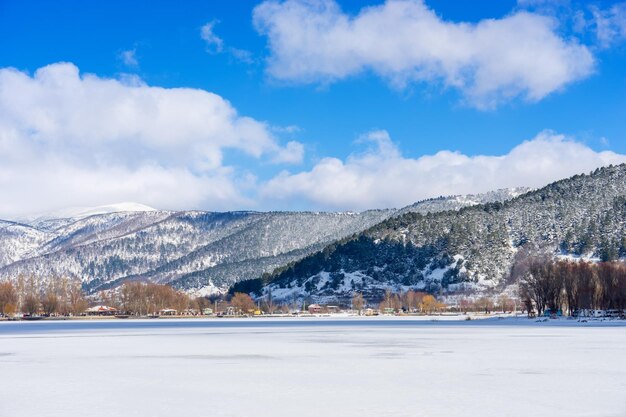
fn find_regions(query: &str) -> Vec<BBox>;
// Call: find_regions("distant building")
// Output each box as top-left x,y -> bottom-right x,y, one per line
159,308 -> 177,316
308,304 -> 322,314
85,305 -> 118,316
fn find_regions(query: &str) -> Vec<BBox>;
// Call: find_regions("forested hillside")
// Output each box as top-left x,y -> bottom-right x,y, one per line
0,185 -> 525,294
248,165 -> 626,303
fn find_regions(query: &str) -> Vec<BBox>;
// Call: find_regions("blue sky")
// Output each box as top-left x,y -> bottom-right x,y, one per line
0,0 -> 625,216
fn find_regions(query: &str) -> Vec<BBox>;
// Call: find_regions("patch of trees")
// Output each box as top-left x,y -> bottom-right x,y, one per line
229,278 -> 264,296
378,289 -> 444,314
116,281 -> 199,316
519,258 -> 626,316
0,281 -> 18,316
0,276 -> 88,316
351,292 -> 365,312
455,294 -> 516,314
230,292 -> 256,314
256,236 -> 462,293
0,277 -> 211,318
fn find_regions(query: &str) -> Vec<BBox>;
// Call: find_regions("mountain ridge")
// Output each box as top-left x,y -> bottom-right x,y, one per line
244,165 -> 626,303
0,187 -> 533,294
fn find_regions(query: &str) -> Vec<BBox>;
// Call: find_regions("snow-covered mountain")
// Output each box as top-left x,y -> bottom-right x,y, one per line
0,220 -> 49,266
0,209 -> 392,294
248,165 -> 626,303
0,188 -> 528,295
397,187 -> 531,216
22,202 -> 157,229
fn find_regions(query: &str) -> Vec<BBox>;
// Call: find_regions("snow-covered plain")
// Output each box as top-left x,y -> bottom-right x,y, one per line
1,318 -> 625,417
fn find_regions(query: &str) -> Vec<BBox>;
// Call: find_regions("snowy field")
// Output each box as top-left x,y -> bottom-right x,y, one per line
1,318 -> 625,417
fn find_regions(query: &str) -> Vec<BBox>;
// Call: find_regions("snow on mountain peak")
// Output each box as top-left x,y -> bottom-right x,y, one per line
70,202 -> 157,218
23,202 -> 158,222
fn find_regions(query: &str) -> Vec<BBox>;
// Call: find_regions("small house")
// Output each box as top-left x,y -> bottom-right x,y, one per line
326,305 -> 340,313
308,304 -> 322,314
85,305 -> 118,316
159,308 -> 177,316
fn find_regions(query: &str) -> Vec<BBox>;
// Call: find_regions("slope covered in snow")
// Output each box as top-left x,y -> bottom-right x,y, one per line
0,185 -> 549,295
0,220 -> 50,266
24,202 -> 157,230
0,209 -> 394,293
397,187 -> 531,216
254,165 -> 626,303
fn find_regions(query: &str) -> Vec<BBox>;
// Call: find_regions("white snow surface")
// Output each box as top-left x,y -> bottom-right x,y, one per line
264,257 -> 484,303
1,317 -> 625,417
22,202 -> 157,222
187,280 -> 224,297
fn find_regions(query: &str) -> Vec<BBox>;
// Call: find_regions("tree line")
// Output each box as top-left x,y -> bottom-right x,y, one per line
364,289 -> 514,314
0,277 -> 211,317
372,289 -> 445,314
519,258 -> 626,316
113,281 -> 207,316
0,276 -> 88,316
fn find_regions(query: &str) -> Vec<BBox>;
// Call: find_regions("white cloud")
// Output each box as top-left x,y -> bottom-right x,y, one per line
229,47 -> 255,64
119,48 -> 139,68
254,0 -> 594,108
272,124 -> 302,134
0,161 -> 249,218
200,21 -> 255,64
0,64 -> 621,218
591,3 -> 626,48
261,130 -> 626,211
200,21 -> 224,53
272,140 -> 305,164
0,62 -> 302,217
516,0 -> 570,8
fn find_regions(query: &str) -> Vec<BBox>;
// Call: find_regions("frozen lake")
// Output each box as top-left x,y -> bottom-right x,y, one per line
1,317 -> 625,417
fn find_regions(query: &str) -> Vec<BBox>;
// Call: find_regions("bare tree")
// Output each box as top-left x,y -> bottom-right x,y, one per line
518,256 -> 626,317
576,261 -> 596,310
562,261 -> 579,315
520,256 -> 556,316
194,296 -> 211,314
379,289 -> 393,312
421,295 -> 438,314
597,262 -> 625,310
67,282 -> 89,315
616,263 -> 626,311
230,292 -> 256,315
474,296 -> 494,314
259,288 -> 276,314
40,290 -> 59,316
498,294 -> 512,313
0,281 -> 18,316
457,297 -> 472,313
22,293 -> 40,315
116,281 -> 194,315
351,292 -> 365,314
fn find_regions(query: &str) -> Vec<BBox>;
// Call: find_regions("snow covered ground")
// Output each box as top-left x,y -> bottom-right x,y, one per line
1,318 -> 625,417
